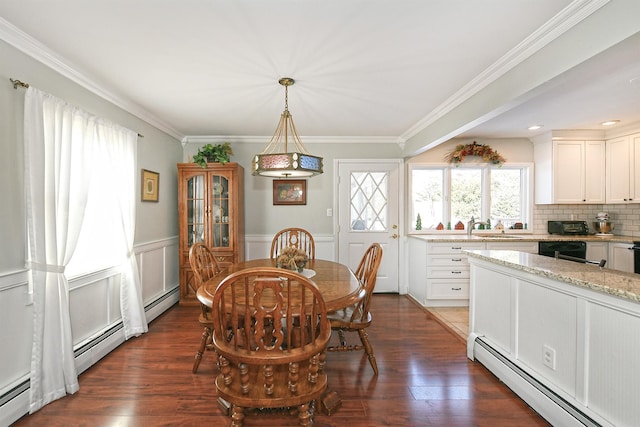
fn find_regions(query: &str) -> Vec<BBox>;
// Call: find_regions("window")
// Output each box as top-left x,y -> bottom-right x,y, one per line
65,158 -> 128,278
350,171 -> 388,231
410,163 -> 532,231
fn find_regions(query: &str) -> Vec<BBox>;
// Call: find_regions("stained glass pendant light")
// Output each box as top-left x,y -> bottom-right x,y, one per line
252,78 -> 323,177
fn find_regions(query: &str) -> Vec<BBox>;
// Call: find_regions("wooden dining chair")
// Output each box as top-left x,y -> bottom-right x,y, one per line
327,243 -> 383,375
270,227 -> 315,260
211,267 -> 331,426
188,242 -> 222,373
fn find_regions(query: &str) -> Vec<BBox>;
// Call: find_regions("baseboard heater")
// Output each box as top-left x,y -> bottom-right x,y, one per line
0,379 -> 29,408
473,336 -> 602,427
74,287 -> 179,358
1,287 -> 179,425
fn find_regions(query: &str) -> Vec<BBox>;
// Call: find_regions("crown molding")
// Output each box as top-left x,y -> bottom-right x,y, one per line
0,17 -> 185,142
181,135 -> 403,145
400,0 -> 610,142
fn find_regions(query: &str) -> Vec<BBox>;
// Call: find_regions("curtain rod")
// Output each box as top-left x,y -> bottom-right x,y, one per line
9,77 -> 144,138
10,78 -> 29,89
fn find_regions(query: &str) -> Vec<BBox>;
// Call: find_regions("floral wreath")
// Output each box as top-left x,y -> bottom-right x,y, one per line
446,141 -> 506,166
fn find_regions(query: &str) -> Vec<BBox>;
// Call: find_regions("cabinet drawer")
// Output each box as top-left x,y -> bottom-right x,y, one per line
427,242 -> 484,254
428,254 -> 468,266
427,279 -> 469,299
212,252 -> 235,267
427,266 -> 469,279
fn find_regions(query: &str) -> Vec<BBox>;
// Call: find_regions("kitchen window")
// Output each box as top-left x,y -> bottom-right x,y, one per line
409,163 -> 532,231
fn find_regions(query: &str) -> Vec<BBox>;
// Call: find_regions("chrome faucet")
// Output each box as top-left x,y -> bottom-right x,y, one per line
467,216 -> 487,237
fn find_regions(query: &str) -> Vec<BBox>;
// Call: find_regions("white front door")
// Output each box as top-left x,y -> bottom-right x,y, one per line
337,160 -> 401,293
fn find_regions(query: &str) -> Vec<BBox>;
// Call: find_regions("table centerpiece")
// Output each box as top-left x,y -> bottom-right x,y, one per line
276,246 -> 308,272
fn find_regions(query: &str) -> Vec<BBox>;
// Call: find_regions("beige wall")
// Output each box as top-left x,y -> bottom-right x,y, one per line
407,137 -> 533,164
182,140 -> 404,236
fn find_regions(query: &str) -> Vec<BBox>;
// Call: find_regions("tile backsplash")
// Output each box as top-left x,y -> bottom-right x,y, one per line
533,204 -> 640,237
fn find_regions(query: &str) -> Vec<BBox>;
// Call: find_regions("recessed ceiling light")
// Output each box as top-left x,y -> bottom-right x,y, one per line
527,125 -> 543,131
601,120 -> 620,126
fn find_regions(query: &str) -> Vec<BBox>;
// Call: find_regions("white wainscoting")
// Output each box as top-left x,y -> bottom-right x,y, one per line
0,236 -> 180,427
244,234 -> 337,261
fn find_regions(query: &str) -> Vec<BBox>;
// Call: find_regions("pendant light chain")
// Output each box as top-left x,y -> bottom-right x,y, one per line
284,83 -> 289,112
251,77 -> 323,177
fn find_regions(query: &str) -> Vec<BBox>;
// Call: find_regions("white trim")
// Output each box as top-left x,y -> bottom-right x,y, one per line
0,269 -> 28,292
134,236 -> 179,253
244,234 -> 336,262
181,135 -> 402,145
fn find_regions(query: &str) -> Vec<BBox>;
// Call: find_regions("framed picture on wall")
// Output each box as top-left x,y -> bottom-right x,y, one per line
141,169 -> 159,202
273,179 -> 306,205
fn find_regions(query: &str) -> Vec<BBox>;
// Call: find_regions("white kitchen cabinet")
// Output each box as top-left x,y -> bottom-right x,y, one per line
586,241 -> 608,264
425,242 -> 484,304
409,239 -> 538,306
605,133 -> 640,203
608,242 -> 634,273
533,133 -> 605,204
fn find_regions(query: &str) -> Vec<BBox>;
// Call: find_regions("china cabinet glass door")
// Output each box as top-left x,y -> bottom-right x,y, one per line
210,173 -> 230,248
187,174 -> 205,247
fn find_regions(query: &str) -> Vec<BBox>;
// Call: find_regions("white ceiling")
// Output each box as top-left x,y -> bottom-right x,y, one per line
1,0 -> 640,149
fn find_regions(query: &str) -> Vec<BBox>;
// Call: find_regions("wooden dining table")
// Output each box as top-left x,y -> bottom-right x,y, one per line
196,258 -> 363,313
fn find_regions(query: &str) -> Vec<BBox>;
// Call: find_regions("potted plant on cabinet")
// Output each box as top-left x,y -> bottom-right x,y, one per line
192,142 -> 233,168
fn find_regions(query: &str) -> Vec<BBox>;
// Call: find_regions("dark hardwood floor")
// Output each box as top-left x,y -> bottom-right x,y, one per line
12,295 -> 550,426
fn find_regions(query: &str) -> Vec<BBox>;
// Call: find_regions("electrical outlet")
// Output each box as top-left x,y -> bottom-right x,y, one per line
326,208 -> 333,217
543,344 -> 556,370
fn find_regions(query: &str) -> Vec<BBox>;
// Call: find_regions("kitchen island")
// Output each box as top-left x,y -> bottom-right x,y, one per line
466,250 -> 640,427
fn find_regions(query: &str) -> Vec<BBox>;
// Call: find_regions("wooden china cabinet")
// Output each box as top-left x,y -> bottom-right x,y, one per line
177,162 -> 245,305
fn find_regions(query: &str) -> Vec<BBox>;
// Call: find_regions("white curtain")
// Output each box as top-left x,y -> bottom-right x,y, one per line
96,122 -> 148,339
24,87 -> 146,413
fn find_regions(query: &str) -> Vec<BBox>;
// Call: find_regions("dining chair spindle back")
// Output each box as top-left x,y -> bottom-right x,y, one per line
327,242 -> 383,375
188,242 -> 222,373
211,267 -> 331,426
270,227 -> 315,260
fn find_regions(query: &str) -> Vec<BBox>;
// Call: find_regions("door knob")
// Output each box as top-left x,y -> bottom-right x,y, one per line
391,233 -> 398,239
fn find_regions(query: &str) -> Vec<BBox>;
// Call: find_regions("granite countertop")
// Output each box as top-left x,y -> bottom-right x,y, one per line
465,249 -> 640,303
409,233 -> 637,244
